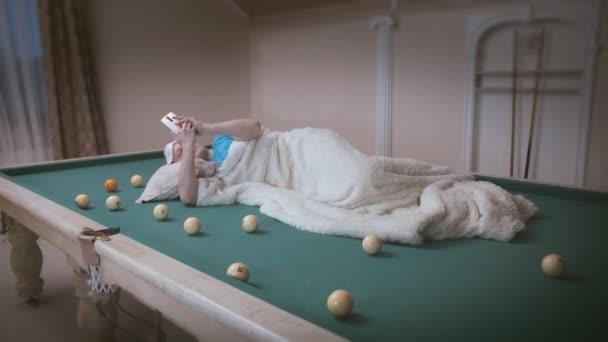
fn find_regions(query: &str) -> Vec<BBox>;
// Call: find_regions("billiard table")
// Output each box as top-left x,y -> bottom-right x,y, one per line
1,151 -> 607,341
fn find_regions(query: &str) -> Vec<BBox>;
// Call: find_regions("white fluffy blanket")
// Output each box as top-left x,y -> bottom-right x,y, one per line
196,128 -> 537,244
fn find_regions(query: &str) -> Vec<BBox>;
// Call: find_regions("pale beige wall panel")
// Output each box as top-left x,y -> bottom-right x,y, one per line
392,8 -> 470,168
87,0 -> 250,152
250,20 -> 377,154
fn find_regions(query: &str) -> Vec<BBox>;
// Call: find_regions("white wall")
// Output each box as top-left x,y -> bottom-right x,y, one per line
249,0 -> 608,190
391,8 -> 470,167
86,0 -> 607,190
250,20 -> 377,154
87,0 -> 250,152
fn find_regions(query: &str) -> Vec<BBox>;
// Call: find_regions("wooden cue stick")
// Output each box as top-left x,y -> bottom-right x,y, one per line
524,28 -> 545,179
510,30 -> 518,177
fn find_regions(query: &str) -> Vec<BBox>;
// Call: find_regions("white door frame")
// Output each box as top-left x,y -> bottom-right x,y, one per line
462,4 -> 599,186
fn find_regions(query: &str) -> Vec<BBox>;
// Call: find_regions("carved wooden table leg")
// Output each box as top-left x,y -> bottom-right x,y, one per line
67,255 -> 119,342
5,215 -> 44,305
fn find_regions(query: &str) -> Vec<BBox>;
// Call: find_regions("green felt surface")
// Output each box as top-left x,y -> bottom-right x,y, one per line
2,153 -> 607,341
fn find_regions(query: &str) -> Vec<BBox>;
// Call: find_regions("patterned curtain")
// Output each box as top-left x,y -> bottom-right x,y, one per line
37,0 -> 108,159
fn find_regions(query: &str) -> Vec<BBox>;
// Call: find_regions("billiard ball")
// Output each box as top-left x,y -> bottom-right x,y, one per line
242,215 -> 259,233
75,194 -> 90,209
542,254 -> 566,278
130,174 -> 144,187
226,262 -> 249,282
104,178 -> 118,192
105,195 -> 121,211
327,289 -> 354,319
153,204 -> 170,221
362,234 -> 382,255
184,217 -> 201,235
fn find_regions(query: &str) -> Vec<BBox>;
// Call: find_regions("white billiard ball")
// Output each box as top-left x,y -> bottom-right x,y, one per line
184,217 -> 201,235
542,254 -> 566,278
153,204 -> 170,221
75,194 -> 90,209
130,174 -> 144,187
242,215 -> 259,233
105,195 -> 121,211
327,289 -> 354,319
226,262 -> 249,282
362,234 -> 382,255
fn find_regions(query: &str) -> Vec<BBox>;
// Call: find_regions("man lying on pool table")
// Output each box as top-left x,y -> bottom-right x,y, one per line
157,115 -> 536,245
164,116 -> 263,206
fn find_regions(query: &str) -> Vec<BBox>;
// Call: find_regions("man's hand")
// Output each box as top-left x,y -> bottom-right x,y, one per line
176,121 -> 197,147
175,116 -> 207,135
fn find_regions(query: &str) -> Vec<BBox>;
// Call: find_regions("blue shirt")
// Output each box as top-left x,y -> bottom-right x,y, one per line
211,134 -> 234,166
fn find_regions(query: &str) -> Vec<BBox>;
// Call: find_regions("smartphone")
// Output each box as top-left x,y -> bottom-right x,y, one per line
161,112 -> 178,133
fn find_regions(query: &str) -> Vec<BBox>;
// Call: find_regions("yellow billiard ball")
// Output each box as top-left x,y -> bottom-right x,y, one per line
226,262 -> 249,282
362,234 -> 382,255
105,195 -> 121,211
184,217 -> 201,235
75,194 -> 90,209
130,174 -> 144,187
327,289 -> 354,319
242,215 -> 259,233
542,254 -> 566,278
153,204 -> 169,221
104,178 -> 118,192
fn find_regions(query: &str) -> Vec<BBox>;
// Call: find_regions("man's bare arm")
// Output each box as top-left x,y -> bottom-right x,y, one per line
175,116 -> 262,141
176,123 -> 198,205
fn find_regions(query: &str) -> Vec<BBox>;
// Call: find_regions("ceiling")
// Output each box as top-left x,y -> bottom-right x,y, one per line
228,0 -> 361,17
224,0 -> 515,18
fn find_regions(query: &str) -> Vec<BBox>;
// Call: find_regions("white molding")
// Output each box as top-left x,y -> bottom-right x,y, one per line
371,15 -> 396,157
462,4 -> 599,186
575,46 -> 599,186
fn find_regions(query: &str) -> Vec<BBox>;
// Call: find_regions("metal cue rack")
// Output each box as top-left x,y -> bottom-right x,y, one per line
474,69 -> 583,94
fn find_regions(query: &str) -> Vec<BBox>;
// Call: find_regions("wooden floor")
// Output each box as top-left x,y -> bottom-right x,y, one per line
0,237 -> 195,342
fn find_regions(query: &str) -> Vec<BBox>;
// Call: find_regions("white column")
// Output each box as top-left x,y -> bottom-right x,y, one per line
371,16 -> 396,157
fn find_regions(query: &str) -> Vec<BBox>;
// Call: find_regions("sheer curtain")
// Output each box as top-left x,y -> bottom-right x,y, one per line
0,0 -> 51,167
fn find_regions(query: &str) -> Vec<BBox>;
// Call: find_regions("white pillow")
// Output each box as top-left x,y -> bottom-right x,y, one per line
135,159 -> 218,203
